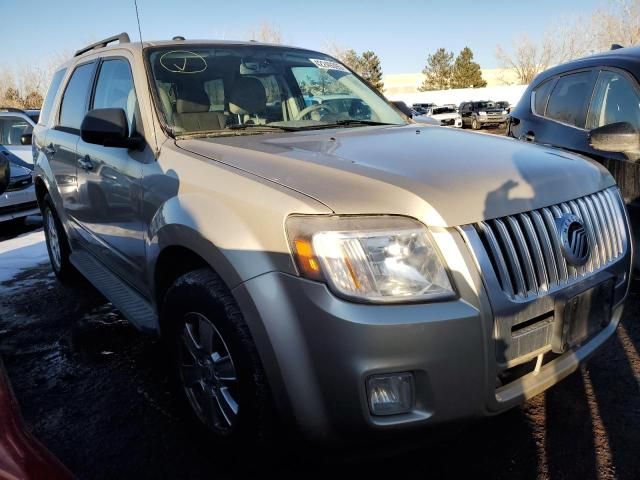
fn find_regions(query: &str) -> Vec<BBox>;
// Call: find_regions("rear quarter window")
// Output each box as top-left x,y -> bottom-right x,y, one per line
38,68 -> 67,125
531,78 -> 555,115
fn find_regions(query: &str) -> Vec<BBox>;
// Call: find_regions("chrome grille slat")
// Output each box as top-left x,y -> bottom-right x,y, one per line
475,188 -> 627,299
543,207 -> 569,283
530,210 -> 559,287
520,213 -> 549,291
493,218 -> 528,297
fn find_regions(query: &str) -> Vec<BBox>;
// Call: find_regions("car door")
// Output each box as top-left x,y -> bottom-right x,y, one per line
74,57 -> 146,290
0,115 -> 34,167
45,61 -> 97,223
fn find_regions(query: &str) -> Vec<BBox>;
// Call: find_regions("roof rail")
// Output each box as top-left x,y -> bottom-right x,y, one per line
74,32 -> 131,57
0,107 -> 26,114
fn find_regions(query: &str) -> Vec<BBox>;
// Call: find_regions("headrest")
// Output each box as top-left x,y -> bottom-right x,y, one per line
176,89 -> 210,114
229,77 -> 267,115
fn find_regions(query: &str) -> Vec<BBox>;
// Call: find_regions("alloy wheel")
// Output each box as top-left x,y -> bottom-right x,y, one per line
179,312 -> 239,435
45,208 -> 62,271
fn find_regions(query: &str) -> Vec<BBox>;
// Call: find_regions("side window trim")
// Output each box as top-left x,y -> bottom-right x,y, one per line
54,60 -> 98,134
537,68 -> 597,131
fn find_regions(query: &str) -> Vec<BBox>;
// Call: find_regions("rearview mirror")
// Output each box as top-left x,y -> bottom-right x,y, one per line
589,122 -> 640,153
81,108 -> 143,149
0,156 -> 10,195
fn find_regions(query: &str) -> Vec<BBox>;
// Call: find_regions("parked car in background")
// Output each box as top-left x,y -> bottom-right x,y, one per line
412,102 -> 435,115
495,101 -> 511,113
0,151 -> 38,224
459,101 -> 508,130
34,34 -> 631,445
0,108 -> 39,167
508,45 -> 640,266
425,105 -> 463,127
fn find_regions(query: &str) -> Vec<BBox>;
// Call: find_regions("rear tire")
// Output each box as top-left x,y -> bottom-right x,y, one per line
41,193 -> 77,283
162,268 -> 275,444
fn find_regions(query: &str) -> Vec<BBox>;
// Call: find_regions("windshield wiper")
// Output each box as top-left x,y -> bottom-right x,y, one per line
298,119 -> 399,130
226,124 -> 300,132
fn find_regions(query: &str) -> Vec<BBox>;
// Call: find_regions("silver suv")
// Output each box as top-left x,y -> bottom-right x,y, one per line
33,34 -> 632,442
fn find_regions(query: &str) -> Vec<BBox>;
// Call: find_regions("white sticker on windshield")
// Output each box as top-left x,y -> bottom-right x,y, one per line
310,58 -> 349,73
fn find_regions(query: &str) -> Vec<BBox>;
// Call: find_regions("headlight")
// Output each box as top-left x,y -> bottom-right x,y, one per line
501,110 -> 508,115
478,111 -> 487,116
286,215 -> 455,303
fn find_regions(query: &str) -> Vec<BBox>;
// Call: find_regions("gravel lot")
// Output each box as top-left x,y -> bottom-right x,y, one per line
1,200 -> 639,479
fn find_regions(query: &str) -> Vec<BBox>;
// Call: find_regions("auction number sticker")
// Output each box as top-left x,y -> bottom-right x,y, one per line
310,58 -> 349,72
160,50 -> 208,74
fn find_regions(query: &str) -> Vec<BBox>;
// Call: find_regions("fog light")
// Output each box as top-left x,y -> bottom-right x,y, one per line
367,372 -> 414,416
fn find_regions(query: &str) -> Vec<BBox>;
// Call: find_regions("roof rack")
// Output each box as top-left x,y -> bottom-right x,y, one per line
74,32 -> 131,57
0,107 -> 26,114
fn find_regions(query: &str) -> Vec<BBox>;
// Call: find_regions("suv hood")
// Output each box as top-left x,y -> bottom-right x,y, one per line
176,125 -> 614,227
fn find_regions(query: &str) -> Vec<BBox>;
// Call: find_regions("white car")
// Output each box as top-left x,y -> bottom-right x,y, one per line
425,106 -> 463,128
0,108 -> 39,223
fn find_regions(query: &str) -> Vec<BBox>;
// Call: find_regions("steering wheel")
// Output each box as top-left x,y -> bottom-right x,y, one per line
294,103 -> 334,121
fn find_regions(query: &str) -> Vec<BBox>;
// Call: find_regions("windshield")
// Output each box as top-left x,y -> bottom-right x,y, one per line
476,102 -> 496,109
146,46 -> 406,136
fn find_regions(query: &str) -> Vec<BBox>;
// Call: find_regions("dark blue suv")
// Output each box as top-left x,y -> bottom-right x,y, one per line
508,46 -> 640,263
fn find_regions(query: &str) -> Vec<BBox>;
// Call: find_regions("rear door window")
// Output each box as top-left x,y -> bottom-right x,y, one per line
545,71 -> 595,128
586,70 -> 640,130
58,62 -> 96,132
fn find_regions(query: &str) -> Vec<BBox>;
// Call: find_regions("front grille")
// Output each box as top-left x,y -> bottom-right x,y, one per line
476,187 -> 626,299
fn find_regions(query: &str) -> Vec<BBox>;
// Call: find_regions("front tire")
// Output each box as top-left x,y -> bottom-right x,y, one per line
162,268 -> 274,443
42,193 -> 76,282
472,117 -> 481,130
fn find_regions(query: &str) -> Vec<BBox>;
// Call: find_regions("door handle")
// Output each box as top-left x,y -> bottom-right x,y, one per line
44,144 -> 56,155
77,155 -> 94,171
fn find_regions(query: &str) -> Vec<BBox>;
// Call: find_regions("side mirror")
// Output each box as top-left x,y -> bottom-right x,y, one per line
0,156 -> 9,195
81,108 -> 143,149
20,133 -> 33,145
589,122 -> 640,153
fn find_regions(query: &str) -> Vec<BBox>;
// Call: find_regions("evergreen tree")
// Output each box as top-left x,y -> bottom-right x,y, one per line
450,47 -> 487,88
418,48 -> 454,91
359,51 -> 384,92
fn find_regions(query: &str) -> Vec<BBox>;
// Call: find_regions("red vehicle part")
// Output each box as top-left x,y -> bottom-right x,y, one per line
0,360 -> 72,480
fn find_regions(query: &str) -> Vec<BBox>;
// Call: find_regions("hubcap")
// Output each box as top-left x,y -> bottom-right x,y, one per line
179,312 -> 239,434
45,209 -> 62,270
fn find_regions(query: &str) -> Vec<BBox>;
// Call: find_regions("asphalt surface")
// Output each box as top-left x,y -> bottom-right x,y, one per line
1,186 -> 639,479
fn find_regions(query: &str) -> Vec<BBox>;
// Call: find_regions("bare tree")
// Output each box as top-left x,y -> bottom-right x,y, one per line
496,0 -> 640,85
248,22 -> 283,44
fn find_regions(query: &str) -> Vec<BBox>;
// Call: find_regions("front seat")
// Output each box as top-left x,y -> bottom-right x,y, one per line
173,89 -> 227,133
228,77 -> 267,124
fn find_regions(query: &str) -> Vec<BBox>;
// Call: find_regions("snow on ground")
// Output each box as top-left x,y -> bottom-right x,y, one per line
0,229 -> 48,283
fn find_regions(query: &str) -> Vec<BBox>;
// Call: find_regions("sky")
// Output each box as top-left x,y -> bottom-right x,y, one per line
3,0 -> 604,75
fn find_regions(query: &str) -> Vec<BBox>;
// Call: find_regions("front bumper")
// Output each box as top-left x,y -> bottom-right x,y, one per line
0,185 -> 38,222
479,114 -> 507,124
232,226 -> 630,441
